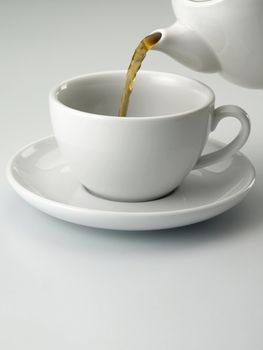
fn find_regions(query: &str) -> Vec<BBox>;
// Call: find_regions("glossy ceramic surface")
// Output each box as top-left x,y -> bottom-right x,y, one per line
154,0 -> 263,88
50,71 -> 250,202
7,136 -> 255,231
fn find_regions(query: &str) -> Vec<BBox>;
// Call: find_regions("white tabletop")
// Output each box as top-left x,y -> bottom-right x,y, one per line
1,1 -> 262,349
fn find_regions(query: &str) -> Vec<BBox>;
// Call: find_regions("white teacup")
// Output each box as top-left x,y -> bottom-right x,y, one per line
49,71 -> 250,202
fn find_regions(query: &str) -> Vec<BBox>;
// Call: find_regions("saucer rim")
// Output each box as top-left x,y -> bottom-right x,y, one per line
6,135 -> 256,217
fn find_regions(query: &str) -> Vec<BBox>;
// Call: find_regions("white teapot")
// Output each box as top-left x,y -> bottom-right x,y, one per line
153,0 -> 263,89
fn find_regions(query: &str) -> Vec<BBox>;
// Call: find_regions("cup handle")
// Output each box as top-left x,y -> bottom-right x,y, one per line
194,105 -> 251,169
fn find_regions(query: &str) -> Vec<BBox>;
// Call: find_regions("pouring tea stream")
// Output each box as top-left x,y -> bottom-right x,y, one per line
119,0 -> 263,117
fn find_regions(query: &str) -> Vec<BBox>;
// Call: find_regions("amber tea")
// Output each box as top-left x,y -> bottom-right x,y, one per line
118,32 -> 162,117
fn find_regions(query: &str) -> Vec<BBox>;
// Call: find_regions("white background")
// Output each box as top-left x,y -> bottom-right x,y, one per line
0,0 -> 263,349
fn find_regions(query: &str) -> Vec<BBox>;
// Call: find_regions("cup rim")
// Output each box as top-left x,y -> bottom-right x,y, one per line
49,70 -> 215,120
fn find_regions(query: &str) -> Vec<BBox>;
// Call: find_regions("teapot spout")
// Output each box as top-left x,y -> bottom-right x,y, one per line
152,23 -> 220,73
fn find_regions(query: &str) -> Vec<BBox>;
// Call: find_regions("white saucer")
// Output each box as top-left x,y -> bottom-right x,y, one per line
7,136 -> 255,231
